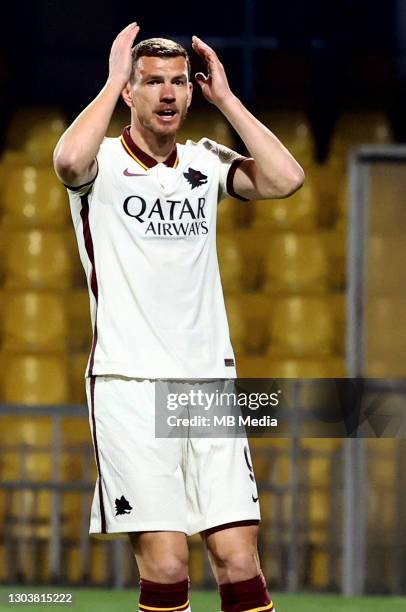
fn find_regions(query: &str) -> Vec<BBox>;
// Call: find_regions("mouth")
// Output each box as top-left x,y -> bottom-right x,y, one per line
155,109 -> 178,123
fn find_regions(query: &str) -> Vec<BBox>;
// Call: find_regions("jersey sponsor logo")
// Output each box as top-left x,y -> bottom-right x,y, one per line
123,195 -> 209,236
224,358 -> 235,367
123,168 -> 147,177
183,167 -> 208,189
114,495 -> 133,515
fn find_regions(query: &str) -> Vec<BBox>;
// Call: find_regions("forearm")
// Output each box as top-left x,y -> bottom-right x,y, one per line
219,95 -> 305,195
53,78 -> 123,181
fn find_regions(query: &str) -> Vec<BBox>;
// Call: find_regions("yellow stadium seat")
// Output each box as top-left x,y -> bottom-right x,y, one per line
237,356 -> 273,378
3,354 -> 69,404
223,296 -> 247,356
6,107 -> 67,163
189,537 -> 205,586
67,289 -> 92,350
259,111 -> 315,166
330,111 -> 393,161
178,109 -> 235,148
217,197 -> 253,232
368,235 -> 406,296
217,233 -> 259,293
0,224 -> 6,283
3,291 -> 68,353
308,548 -> 329,588
311,160 -> 345,227
66,228 -> 86,287
0,351 -> 4,401
66,546 -> 83,583
366,298 -> 406,375
90,542 -> 110,584
9,489 -> 52,540
266,357 -> 346,378
238,293 -> 271,354
62,416 -> 90,445
1,415 -> 52,446
0,544 -> 6,582
329,293 -> 346,355
253,177 -> 319,232
335,174 -> 348,231
369,164 -> 406,235
237,356 -> 345,378
106,106 -> 129,137
268,297 -> 335,357
263,233 -> 329,294
2,161 -> 68,228
324,229 -> 346,291
61,492 -> 84,540
5,229 -> 72,290
0,289 -> 4,337
69,352 -> 89,403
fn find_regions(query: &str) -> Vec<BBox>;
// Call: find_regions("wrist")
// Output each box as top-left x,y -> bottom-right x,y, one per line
216,92 -> 241,114
105,75 -> 128,94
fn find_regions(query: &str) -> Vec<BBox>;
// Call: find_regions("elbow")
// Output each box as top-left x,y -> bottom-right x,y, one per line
261,166 -> 305,199
53,147 -> 85,184
281,166 -> 305,197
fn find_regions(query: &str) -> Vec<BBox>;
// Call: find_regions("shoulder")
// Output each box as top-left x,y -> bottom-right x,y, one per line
179,137 -> 225,161
98,135 -> 122,158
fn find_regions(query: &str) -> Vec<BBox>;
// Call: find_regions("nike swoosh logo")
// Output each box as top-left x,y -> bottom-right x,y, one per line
252,495 -> 259,503
123,168 -> 147,177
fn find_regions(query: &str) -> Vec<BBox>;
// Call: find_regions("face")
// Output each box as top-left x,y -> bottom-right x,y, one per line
125,55 -> 192,137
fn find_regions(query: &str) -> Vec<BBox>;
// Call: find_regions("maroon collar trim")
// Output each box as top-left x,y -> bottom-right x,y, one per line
121,126 -> 178,169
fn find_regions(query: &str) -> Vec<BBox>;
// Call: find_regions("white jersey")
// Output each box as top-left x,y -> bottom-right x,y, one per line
66,126 -> 248,379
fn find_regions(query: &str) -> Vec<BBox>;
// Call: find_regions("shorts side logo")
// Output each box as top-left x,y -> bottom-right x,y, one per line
115,495 -> 133,515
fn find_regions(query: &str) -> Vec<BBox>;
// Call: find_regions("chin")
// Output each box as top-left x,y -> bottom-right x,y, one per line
154,122 -> 180,138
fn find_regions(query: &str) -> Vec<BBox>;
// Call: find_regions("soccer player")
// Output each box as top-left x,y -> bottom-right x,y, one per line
53,22 -> 304,612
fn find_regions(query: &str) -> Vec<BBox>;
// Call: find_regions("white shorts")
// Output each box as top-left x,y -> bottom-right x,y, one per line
85,375 -> 261,538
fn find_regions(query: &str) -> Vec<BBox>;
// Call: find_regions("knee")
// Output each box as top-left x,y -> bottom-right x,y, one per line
211,549 -> 259,583
143,551 -> 189,583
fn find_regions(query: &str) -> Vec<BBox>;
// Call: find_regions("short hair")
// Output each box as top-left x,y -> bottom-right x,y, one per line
131,38 -> 191,81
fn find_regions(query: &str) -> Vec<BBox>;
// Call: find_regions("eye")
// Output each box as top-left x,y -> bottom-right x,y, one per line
174,79 -> 185,86
147,79 -> 161,85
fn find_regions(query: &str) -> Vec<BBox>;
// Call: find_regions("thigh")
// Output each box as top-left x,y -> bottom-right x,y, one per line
203,523 -> 259,556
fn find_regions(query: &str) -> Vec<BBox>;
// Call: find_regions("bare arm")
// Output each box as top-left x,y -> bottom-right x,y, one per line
53,22 -> 140,187
191,36 -> 305,200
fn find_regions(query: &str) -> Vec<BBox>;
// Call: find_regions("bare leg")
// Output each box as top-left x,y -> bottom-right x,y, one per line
128,531 -> 189,583
202,524 -> 260,584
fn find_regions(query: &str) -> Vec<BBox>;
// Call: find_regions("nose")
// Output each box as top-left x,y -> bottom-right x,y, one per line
160,83 -> 175,103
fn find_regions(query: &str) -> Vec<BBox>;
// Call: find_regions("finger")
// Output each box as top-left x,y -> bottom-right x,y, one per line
192,36 -> 217,63
118,22 -> 139,42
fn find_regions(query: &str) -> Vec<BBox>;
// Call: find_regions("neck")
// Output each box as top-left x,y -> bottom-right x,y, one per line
130,120 -> 176,163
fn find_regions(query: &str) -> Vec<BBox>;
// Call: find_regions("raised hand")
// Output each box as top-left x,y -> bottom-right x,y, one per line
191,35 -> 234,108
109,22 -> 140,88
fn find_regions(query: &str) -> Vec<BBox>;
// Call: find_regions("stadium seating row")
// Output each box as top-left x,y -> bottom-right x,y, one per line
0,226 -> 403,296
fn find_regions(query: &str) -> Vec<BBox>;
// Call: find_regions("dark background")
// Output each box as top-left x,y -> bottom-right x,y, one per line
0,0 -> 404,160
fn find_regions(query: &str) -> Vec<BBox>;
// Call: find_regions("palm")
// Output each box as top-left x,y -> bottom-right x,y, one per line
192,36 -> 232,107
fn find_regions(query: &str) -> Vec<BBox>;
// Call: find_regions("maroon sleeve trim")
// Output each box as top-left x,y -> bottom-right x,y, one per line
64,159 -> 99,191
226,157 -> 250,201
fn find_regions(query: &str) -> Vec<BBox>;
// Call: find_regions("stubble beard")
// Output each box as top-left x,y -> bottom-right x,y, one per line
139,104 -> 189,142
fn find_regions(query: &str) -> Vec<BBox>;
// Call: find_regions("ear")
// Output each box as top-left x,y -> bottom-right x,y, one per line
121,82 -> 133,109
186,81 -> 193,108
